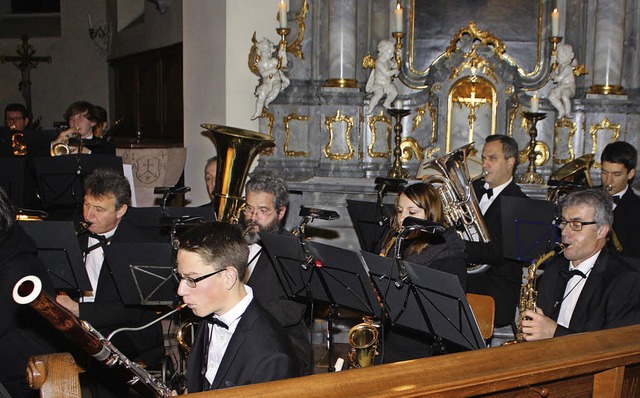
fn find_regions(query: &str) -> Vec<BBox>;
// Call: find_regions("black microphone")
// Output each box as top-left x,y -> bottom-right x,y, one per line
375,177 -> 407,194
299,206 -> 340,221
401,217 -> 446,234
154,186 -> 191,195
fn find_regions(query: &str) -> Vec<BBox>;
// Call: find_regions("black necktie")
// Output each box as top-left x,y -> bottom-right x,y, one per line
613,195 -> 621,205
559,268 -> 586,281
479,186 -> 493,199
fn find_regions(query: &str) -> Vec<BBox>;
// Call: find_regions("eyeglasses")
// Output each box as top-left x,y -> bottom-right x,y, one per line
243,205 -> 276,218
5,116 -> 23,123
554,218 -> 597,231
173,268 -> 225,288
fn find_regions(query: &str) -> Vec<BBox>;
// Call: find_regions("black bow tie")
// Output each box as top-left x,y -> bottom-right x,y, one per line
613,195 -> 621,205
478,186 -> 493,199
206,315 -> 228,330
560,268 -> 586,281
84,234 -> 111,254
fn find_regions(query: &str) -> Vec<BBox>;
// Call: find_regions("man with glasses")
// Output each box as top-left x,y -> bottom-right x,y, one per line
520,188 -> 640,341
176,222 -> 300,392
50,101 -> 115,155
4,103 -> 30,131
242,171 -> 313,375
600,141 -> 640,258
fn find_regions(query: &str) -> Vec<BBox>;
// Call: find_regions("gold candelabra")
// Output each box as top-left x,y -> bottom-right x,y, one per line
387,108 -> 411,179
549,36 -> 562,70
392,31 -> 405,67
518,111 -> 547,184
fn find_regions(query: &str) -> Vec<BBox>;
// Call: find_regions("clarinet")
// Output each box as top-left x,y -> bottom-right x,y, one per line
13,275 -> 181,398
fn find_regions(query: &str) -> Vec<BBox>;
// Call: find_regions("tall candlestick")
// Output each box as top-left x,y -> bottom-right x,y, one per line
530,95 -> 539,113
394,2 -> 403,33
278,0 -> 287,29
551,8 -> 560,37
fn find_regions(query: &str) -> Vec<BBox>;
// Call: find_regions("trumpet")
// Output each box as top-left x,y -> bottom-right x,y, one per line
51,128 -> 82,156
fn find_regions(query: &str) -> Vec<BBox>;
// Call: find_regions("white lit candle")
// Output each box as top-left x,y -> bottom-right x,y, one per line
530,95 -> 539,113
394,2 -> 403,33
87,13 -> 93,29
278,0 -> 287,29
551,8 -> 560,37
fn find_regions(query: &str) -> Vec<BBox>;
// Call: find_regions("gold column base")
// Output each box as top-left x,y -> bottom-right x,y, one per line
589,84 -> 625,95
325,78 -> 358,88
518,171 -> 544,185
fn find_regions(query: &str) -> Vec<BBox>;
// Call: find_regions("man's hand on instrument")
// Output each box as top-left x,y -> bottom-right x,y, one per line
56,293 -> 80,317
520,307 -> 557,341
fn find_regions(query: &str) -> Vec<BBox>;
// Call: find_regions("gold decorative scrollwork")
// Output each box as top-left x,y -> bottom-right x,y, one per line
507,101 -> 519,137
258,109 -> 275,155
286,0 -> 308,60
518,141 -> 550,167
283,113 -> 309,157
323,109 -> 355,160
449,44 -> 498,82
554,118 -> 577,164
412,105 -> 426,131
400,138 -> 425,162
589,117 -> 621,169
444,21 -> 506,59
367,111 -> 391,158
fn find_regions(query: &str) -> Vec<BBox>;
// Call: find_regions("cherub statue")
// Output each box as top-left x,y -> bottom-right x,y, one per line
249,35 -> 290,120
364,39 -> 399,115
549,43 -> 577,120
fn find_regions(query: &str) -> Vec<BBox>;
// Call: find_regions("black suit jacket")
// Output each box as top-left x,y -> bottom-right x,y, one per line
247,235 -> 313,375
467,179 -> 528,326
536,247 -> 640,336
187,299 -> 299,392
77,218 -> 164,365
612,189 -> 640,258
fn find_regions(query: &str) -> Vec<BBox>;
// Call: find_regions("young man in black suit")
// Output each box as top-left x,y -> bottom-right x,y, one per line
177,222 -> 300,392
51,101 -> 115,155
242,171 -> 313,375
521,188 -> 640,340
56,168 -> 164,397
600,141 -> 640,258
466,134 -> 528,327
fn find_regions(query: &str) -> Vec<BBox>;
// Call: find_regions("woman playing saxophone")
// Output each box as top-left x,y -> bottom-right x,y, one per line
380,182 -> 467,363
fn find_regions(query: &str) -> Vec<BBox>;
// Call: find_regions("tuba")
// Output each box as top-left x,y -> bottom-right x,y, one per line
420,143 -> 492,273
347,318 -> 379,368
201,124 -> 275,223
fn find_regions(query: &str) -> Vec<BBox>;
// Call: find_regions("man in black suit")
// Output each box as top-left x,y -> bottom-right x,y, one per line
242,171 -> 313,375
56,168 -> 164,397
521,188 -> 640,340
600,141 -> 640,258
177,222 -> 300,392
51,101 -> 115,155
466,135 -> 528,327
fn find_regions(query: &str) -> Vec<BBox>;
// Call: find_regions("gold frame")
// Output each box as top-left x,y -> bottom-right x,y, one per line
367,111 -> 392,159
553,117 -> 578,165
283,113 -> 310,157
447,76 -> 496,152
323,110 -> 355,160
589,117 -> 621,169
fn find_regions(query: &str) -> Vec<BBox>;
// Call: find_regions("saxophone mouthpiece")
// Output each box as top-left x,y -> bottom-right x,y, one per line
606,184 -> 613,191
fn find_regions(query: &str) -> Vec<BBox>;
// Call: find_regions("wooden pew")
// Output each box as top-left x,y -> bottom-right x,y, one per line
189,324 -> 640,397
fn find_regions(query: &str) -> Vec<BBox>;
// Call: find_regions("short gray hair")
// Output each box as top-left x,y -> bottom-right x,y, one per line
245,171 -> 289,211
559,188 -> 613,227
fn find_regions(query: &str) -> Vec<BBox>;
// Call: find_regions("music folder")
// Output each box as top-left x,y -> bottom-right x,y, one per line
19,220 -> 91,292
362,251 -> 485,351
104,242 -> 177,306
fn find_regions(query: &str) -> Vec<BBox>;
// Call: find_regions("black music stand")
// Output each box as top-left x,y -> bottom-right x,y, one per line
19,221 -> 91,292
346,199 -> 395,253
104,242 -> 177,306
0,157 -> 25,206
33,155 -> 123,208
126,206 -> 217,232
362,251 -> 485,352
259,233 -> 383,371
501,196 -> 559,262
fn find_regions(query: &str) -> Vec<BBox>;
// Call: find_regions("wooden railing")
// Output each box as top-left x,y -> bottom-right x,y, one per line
189,324 -> 640,397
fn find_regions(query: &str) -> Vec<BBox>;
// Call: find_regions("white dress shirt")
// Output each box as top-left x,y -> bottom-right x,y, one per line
478,177 -> 512,215
82,226 -> 117,303
556,251 -> 599,328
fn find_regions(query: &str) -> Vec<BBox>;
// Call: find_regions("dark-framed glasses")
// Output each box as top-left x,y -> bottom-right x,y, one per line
173,268 -> 225,288
554,217 -> 597,232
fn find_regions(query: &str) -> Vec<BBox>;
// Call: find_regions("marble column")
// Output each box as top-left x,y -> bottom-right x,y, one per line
589,0 -> 627,94
326,0 -> 358,88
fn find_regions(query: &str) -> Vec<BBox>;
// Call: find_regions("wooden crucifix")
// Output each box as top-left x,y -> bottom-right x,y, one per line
0,35 -> 52,118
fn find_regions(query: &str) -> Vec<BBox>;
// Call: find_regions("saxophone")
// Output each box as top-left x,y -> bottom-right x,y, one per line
515,243 -> 566,342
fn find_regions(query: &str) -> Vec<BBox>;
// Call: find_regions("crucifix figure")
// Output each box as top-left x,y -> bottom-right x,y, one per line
0,35 -> 52,118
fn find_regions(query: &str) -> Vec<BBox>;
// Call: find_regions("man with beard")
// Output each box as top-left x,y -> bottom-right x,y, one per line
242,171 -> 313,375
520,188 -> 640,341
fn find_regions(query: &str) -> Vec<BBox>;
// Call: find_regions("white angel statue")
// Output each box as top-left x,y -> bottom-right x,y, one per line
364,39 -> 399,115
249,35 -> 290,120
549,43 -> 577,120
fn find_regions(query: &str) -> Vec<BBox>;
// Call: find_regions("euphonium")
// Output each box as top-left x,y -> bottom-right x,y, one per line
11,131 -> 27,156
201,124 -> 275,223
420,143 -> 492,274
514,243 -> 566,343
347,317 -> 379,368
